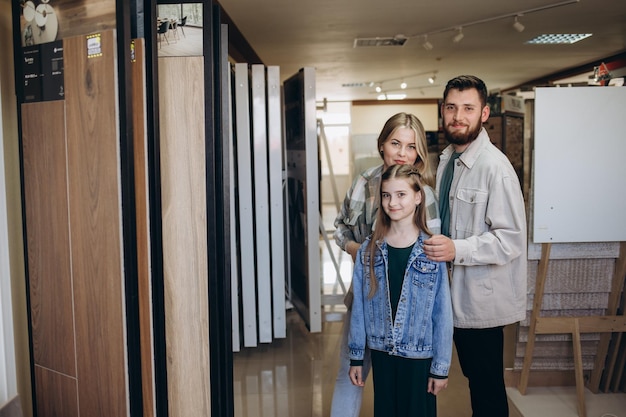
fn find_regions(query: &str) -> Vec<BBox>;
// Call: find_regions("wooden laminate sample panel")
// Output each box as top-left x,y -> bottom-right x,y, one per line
158,56 -> 211,416
21,101 -> 77,378
63,30 -> 128,416
34,365 -> 78,417
131,38 -> 156,417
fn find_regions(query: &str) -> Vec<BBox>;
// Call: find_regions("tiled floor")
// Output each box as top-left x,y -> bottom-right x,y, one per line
508,386 -> 626,417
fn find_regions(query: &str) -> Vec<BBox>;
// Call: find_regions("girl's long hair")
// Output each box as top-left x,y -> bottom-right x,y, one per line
366,164 -> 431,298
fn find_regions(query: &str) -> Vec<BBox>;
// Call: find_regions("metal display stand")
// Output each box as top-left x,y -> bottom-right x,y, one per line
318,119 -> 347,303
284,67 -> 321,332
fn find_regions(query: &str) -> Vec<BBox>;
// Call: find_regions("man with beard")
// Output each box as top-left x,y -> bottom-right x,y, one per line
423,75 -> 527,417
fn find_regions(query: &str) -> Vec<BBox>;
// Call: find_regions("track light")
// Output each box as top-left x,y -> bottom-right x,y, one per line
513,16 -> 525,32
422,35 -> 433,50
453,27 -> 464,43
375,84 -> 382,93
428,74 -> 436,84
400,80 -> 407,89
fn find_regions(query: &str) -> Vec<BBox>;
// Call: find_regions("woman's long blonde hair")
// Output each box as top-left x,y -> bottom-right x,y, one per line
366,164 -> 431,298
376,112 -> 434,188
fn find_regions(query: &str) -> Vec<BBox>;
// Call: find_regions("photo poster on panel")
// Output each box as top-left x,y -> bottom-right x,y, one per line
532,87 -> 626,243
284,67 -> 321,332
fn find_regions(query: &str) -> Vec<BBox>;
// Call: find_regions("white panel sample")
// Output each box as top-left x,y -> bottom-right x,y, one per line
266,66 -> 287,339
227,63 -> 240,352
302,67 -> 321,332
235,63 -> 257,347
251,64 -> 272,343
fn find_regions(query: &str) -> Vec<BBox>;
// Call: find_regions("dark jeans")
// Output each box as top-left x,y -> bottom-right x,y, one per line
454,326 -> 508,417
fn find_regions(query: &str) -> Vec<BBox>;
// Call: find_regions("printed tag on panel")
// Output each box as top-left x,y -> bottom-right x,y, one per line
86,33 -> 103,58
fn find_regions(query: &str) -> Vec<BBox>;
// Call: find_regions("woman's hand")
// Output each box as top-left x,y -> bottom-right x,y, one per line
349,366 -> 365,387
427,377 -> 448,396
347,241 -> 360,263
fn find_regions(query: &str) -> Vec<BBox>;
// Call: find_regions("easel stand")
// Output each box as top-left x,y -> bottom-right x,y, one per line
518,242 -> 626,417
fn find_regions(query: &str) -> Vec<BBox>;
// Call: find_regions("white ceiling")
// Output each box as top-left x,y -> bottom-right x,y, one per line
217,0 -> 626,101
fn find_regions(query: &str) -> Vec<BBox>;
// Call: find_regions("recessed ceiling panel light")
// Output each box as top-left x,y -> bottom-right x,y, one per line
526,33 -> 592,44
353,36 -> 407,47
341,82 -> 366,88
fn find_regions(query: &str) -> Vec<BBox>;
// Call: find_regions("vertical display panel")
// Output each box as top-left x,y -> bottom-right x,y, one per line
158,56 -> 210,416
234,62 -> 258,347
284,67 -> 321,332
228,63 -> 241,352
64,30 -> 128,416
267,66 -> 286,339
251,64 -> 272,343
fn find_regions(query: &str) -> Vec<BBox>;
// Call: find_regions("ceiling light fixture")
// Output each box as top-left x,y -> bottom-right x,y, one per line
513,15 -> 525,32
452,27 -> 464,43
422,35 -> 433,50
406,0 -> 579,43
363,70 -> 439,97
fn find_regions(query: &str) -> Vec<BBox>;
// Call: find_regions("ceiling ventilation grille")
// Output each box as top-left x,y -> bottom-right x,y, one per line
353,36 -> 407,47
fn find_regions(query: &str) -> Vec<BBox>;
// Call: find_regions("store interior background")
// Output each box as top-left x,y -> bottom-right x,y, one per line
1,0 -> 626,417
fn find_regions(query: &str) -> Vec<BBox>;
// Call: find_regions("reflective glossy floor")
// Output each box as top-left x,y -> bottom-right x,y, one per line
233,305 -> 480,417
232,305 -> 626,417
232,206 -> 626,416
233,220 -> 492,417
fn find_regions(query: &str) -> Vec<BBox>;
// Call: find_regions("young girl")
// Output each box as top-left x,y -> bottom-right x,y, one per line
348,164 -> 453,417
331,113 -> 440,417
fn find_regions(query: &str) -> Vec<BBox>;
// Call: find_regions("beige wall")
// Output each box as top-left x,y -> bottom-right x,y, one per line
351,102 -> 439,134
0,0 -> 32,415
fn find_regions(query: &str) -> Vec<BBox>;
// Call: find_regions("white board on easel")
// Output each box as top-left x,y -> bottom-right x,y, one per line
532,87 -> 626,243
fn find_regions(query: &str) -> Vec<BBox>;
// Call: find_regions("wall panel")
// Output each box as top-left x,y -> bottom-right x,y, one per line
158,56 -> 211,416
131,38 -> 156,417
64,30 -> 127,416
33,366 -> 78,417
21,101 -> 76,378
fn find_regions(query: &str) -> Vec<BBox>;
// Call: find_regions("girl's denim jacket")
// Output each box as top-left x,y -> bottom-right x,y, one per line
348,233 -> 453,377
